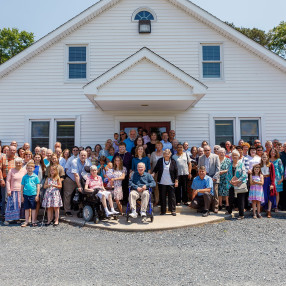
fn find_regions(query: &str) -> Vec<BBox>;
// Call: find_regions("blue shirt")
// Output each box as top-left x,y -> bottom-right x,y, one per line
21,173 -> 40,196
191,175 -> 214,196
71,158 -> 91,180
161,140 -> 172,151
129,172 -> 156,190
124,138 -> 135,153
132,157 -> 151,172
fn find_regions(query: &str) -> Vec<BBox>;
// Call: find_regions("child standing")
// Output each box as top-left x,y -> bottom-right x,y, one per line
42,165 -> 63,226
21,161 -> 40,227
249,164 -> 264,219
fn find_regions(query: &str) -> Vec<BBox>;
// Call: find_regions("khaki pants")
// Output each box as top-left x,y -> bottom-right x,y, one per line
63,176 -> 77,212
213,183 -> 219,211
129,190 -> 149,212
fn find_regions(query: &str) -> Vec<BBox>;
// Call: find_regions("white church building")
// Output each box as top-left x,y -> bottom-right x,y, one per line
0,0 -> 286,150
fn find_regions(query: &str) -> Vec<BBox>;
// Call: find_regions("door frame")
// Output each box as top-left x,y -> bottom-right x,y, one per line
114,115 -> 175,133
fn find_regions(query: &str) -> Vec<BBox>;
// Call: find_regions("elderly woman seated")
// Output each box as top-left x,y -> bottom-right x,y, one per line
84,165 -> 119,217
128,162 -> 156,218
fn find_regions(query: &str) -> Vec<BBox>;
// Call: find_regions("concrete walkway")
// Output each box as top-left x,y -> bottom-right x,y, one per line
60,206 -> 232,232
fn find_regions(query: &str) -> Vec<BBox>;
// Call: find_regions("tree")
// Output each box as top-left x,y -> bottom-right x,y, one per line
0,28 -> 34,64
268,21 -> 286,59
226,22 -> 271,47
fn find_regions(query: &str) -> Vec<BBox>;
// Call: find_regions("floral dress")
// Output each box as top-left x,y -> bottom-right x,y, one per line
249,175 -> 264,203
218,158 -> 231,196
112,167 -> 127,200
271,159 -> 284,193
42,178 -> 63,208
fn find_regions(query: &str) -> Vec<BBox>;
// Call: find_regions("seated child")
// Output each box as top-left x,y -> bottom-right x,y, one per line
104,162 -> 114,189
84,165 -> 119,217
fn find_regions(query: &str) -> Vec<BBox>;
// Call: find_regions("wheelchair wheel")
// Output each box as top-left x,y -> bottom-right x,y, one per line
83,205 -> 93,222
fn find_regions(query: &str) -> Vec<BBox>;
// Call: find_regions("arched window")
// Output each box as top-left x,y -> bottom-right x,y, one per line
132,7 -> 157,22
134,11 -> 154,21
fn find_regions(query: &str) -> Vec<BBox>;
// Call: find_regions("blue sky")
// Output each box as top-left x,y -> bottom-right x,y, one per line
0,0 -> 285,40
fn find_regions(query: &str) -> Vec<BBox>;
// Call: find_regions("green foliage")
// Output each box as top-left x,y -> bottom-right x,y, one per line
226,22 -> 271,47
268,21 -> 286,59
0,28 -> 34,64
226,22 -> 286,59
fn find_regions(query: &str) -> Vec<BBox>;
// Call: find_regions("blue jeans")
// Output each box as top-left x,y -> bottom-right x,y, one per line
1,180 -> 7,216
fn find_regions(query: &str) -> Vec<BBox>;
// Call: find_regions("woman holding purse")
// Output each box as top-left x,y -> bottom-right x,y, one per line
226,150 -> 248,219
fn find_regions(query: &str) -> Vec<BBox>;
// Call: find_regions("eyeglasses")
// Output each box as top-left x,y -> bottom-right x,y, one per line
204,149 -> 211,152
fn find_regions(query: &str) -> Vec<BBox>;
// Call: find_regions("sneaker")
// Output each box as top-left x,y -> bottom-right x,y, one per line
105,210 -> 112,217
110,210 -> 120,215
202,210 -> 209,217
141,211 -> 147,217
129,211 -> 138,218
3,221 -> 9,226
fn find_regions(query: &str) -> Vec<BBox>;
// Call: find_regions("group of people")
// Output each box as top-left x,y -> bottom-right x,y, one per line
1,128 -> 286,227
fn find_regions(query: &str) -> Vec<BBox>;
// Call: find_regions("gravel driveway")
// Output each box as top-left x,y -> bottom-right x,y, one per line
1,217 -> 286,286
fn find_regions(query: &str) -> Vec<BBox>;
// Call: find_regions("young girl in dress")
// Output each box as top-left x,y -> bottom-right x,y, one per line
249,164 -> 264,219
42,165 -> 63,226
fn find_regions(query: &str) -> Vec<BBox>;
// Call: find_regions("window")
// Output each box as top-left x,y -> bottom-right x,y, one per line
240,120 -> 259,145
31,121 -> 50,150
215,120 -> 234,146
134,11 -> 154,20
57,121 -> 75,150
202,45 -> 221,78
68,46 -> 87,79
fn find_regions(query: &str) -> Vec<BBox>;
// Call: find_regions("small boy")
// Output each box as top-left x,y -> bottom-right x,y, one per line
112,133 -> 119,153
142,129 -> 150,144
21,161 -> 40,227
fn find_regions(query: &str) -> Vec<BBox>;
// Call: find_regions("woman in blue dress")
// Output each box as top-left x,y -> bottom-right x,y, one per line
218,148 -> 231,210
269,148 -> 284,211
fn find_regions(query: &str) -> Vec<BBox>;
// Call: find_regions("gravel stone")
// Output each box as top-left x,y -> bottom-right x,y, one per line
1,216 -> 286,286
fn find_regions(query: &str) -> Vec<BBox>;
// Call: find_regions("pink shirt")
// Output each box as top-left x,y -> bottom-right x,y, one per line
6,168 -> 27,192
86,175 -> 104,189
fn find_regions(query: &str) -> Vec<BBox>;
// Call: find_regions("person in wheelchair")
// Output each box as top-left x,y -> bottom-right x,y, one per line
84,165 -> 119,217
129,162 -> 156,218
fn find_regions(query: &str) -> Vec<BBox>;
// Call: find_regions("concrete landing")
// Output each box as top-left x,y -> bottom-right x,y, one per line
60,209 -> 231,232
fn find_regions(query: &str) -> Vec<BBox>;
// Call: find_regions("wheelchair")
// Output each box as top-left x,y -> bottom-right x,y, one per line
74,167 -> 119,224
126,188 -> 154,222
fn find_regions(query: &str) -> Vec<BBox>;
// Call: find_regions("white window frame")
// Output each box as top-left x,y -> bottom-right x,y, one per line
213,117 -> 235,146
200,43 -> 224,81
209,113 -> 264,147
65,44 -> 89,82
25,115 -> 81,149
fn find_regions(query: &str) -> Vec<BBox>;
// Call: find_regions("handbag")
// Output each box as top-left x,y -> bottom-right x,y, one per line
234,182 -> 248,194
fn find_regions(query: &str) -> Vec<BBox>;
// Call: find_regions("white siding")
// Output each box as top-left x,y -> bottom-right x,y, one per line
0,0 -> 286,148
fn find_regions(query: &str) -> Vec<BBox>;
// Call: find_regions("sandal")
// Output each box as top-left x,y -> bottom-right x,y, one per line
53,222 -> 59,227
257,213 -> 262,219
21,222 -> 29,227
32,223 -> 38,227
253,215 -> 257,219
237,216 -> 244,220
274,208 -> 278,213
